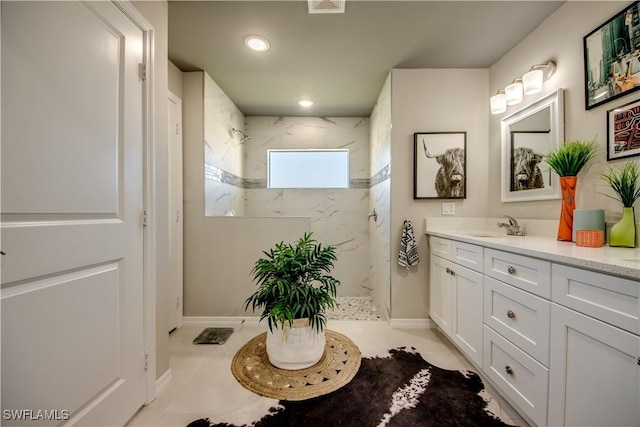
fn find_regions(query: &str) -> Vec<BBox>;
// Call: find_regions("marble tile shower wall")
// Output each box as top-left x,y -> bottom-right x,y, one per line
203,72 -> 246,216
368,73 -> 392,318
244,117 -> 371,297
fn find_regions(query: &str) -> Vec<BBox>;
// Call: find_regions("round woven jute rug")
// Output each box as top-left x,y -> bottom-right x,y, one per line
231,330 -> 361,401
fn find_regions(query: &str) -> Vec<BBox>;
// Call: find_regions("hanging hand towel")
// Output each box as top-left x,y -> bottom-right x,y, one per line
398,219 -> 419,269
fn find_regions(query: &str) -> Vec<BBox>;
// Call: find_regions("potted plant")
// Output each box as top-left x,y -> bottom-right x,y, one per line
600,160 -> 640,247
544,139 -> 598,241
244,232 -> 340,369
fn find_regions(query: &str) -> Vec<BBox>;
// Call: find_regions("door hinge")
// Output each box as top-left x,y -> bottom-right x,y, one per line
143,208 -> 148,227
144,351 -> 150,371
138,63 -> 147,81
175,123 -> 179,135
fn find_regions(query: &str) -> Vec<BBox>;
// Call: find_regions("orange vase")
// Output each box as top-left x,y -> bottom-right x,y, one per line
558,176 -> 577,241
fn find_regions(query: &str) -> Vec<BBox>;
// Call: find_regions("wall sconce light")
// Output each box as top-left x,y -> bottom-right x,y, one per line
491,60 -> 557,114
490,90 -> 507,114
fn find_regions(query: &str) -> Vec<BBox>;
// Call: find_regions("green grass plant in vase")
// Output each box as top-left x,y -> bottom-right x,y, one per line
544,140 -> 598,241
600,161 -> 640,248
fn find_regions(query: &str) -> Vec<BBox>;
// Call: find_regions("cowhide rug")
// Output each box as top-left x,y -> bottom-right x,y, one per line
188,347 -> 514,427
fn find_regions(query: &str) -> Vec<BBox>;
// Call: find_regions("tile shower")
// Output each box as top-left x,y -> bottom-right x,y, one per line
190,71 -> 392,319
244,116 -> 371,297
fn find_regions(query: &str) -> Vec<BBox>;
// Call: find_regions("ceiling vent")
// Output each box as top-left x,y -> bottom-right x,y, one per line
308,0 -> 345,14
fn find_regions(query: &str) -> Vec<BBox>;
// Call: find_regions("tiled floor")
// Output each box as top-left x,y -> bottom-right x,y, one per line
127,319 -> 529,427
327,296 -> 382,320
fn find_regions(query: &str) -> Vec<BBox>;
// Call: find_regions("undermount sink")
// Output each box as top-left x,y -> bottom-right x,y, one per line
463,231 -> 506,238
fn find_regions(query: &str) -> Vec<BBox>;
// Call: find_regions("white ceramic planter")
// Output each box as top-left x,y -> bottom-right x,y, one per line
266,318 -> 325,370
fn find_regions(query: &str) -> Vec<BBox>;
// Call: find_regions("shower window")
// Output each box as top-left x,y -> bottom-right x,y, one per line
267,149 -> 349,189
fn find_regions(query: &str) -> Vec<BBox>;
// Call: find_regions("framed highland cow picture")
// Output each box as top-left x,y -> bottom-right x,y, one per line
413,132 -> 466,199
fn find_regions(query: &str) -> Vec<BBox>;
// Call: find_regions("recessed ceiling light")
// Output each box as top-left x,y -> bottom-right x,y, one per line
244,35 -> 270,52
298,99 -> 314,107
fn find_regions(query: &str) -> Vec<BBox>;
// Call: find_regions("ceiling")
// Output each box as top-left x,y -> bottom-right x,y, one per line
168,1 -> 565,117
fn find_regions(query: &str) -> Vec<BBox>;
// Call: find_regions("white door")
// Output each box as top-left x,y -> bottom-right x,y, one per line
168,92 -> 183,331
1,2 -> 146,426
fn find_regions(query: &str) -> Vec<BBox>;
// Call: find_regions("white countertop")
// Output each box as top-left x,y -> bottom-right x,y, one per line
425,226 -> 640,281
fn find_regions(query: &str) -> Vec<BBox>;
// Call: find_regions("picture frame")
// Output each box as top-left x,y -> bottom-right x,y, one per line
413,132 -> 466,200
607,98 -> 640,160
584,1 -> 640,110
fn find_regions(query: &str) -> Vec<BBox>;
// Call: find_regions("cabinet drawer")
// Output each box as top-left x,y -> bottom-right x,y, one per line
483,325 -> 549,426
429,236 -> 450,259
450,240 -> 483,273
484,248 -> 551,298
429,236 -> 483,273
552,264 -> 639,335
484,276 -> 550,366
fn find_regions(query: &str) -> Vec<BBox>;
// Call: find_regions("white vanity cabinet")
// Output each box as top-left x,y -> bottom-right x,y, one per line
427,231 -> 640,427
548,265 -> 640,427
428,236 -> 483,366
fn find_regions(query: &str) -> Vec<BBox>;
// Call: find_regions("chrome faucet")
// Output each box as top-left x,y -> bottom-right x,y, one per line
497,215 -> 525,236
368,208 -> 378,222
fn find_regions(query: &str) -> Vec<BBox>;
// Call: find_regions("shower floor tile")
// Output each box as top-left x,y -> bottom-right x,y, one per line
327,296 -> 381,320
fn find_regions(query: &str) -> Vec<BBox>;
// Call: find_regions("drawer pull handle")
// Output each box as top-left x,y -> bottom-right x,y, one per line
506,310 -> 515,319
505,365 -> 513,375
450,270 -> 455,277
446,267 -> 451,274
507,265 -> 516,275
637,357 -> 640,366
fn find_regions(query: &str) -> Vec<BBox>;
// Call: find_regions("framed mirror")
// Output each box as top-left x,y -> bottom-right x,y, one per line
501,88 -> 564,202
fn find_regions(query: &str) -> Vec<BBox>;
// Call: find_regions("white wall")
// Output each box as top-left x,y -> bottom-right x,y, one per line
244,116 -> 371,297
182,72 -> 206,316
390,68 -> 490,319
369,73 -> 392,319
488,1 -> 635,223
168,60 -> 182,98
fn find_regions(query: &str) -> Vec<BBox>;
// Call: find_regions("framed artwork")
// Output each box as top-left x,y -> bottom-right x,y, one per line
413,132 -> 466,200
607,98 -> 640,160
584,1 -> 640,110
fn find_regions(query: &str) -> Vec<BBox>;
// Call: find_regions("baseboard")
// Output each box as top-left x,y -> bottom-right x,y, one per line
389,318 -> 434,329
155,368 -> 172,397
182,316 -> 264,328
183,316 -> 434,329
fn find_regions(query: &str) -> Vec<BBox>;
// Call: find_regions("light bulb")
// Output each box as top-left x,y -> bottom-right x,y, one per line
523,69 -> 544,95
505,80 -> 523,105
490,91 -> 507,114
244,35 -> 270,52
